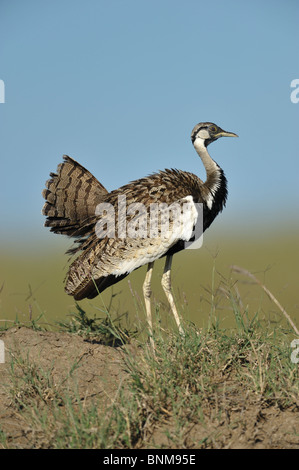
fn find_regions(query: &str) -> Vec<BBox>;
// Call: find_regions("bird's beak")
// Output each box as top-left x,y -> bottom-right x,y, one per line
215,129 -> 238,138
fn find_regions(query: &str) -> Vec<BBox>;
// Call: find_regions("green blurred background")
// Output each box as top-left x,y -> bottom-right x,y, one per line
1,228 -> 298,331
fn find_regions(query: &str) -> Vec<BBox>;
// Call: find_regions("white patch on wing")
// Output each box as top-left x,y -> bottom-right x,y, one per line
179,195 -> 198,241
109,195 -> 198,276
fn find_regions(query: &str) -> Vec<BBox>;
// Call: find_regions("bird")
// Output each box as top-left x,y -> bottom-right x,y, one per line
42,122 -> 237,341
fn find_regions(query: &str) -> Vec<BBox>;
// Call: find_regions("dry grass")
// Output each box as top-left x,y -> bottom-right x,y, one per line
0,271 -> 298,448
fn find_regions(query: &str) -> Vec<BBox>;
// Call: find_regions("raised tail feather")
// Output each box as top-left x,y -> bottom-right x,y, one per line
42,155 -> 115,300
42,155 -> 108,237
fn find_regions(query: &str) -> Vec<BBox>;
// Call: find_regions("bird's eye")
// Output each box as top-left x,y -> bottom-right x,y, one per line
210,125 -> 217,133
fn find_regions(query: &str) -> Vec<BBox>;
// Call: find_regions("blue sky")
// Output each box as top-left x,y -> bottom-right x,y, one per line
0,0 -> 298,245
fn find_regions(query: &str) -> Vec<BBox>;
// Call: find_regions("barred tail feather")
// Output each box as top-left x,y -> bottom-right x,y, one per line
42,155 -> 108,237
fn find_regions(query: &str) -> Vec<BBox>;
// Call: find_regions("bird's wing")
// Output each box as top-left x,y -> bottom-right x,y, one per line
65,191 -> 199,300
42,155 -> 108,237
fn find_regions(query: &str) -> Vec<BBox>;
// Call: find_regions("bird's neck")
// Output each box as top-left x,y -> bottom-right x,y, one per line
193,137 -> 219,176
193,137 -> 227,211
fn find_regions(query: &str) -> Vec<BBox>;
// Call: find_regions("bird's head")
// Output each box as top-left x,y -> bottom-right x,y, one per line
191,122 -> 238,147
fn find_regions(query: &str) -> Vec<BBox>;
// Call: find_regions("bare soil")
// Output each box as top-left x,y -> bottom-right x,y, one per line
0,327 -> 298,449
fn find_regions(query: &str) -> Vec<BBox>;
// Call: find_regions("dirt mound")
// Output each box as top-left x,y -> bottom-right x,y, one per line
0,327 -> 298,449
0,327 -> 130,447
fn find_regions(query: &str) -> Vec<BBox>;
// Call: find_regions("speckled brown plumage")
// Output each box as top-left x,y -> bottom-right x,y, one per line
64,169 -> 207,300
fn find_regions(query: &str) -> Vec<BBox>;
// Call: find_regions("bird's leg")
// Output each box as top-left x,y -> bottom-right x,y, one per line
143,262 -> 155,350
161,255 -> 184,335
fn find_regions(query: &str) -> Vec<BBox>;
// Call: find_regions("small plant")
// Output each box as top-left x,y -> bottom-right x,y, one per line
8,351 -> 64,411
56,303 -> 137,346
0,312 -> 47,332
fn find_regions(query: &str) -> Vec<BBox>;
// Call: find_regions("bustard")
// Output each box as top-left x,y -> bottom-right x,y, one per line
42,122 -> 237,339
